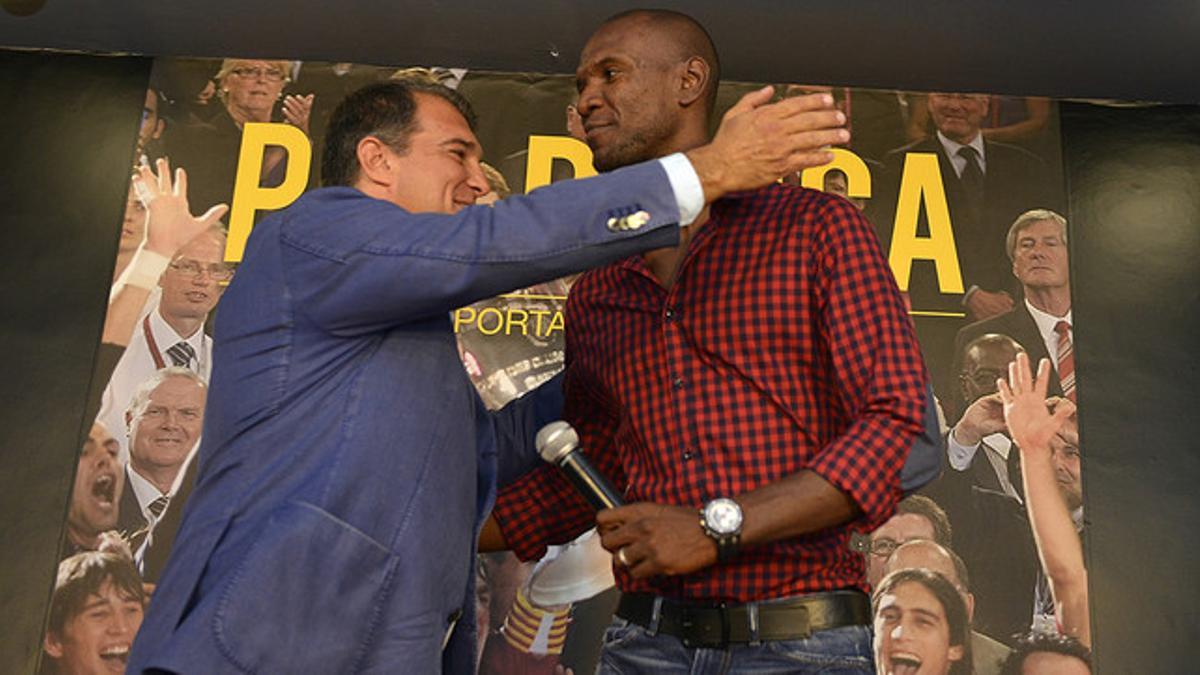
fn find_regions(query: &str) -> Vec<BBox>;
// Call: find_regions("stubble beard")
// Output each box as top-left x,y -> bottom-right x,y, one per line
590,112 -> 676,173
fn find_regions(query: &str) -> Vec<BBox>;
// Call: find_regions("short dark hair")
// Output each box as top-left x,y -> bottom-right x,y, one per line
601,9 -> 721,114
321,80 -> 478,188
1000,631 -> 1092,674
874,568 -> 973,675
47,543 -> 145,637
896,494 -> 953,548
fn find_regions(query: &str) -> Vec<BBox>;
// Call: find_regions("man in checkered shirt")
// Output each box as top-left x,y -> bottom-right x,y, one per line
482,10 -> 935,672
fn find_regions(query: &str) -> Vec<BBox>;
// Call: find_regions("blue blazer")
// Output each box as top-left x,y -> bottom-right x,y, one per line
128,161 -> 682,674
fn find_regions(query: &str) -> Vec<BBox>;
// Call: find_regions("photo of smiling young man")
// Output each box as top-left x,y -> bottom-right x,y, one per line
44,539 -> 147,675
873,568 -> 973,675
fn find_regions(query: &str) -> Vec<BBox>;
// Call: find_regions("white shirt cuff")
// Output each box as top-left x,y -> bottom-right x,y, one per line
658,152 -> 704,226
961,284 -> 981,305
947,429 -> 981,471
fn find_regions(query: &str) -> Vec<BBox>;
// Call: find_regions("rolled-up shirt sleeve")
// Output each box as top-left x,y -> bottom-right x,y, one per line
805,198 -> 930,529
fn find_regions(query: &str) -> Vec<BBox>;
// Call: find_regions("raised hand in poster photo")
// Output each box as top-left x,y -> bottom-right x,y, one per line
103,158 -> 228,347
999,353 -> 1090,648
134,158 -> 229,256
281,92 -> 314,135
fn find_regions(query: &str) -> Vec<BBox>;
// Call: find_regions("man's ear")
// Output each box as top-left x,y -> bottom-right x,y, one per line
948,644 -> 965,663
355,136 -> 394,187
677,56 -> 711,108
43,631 -> 64,659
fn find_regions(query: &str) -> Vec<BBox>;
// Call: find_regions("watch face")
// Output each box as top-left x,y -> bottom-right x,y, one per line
704,498 -> 743,535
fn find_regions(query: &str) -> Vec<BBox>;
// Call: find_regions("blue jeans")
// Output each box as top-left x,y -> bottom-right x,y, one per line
595,616 -> 874,674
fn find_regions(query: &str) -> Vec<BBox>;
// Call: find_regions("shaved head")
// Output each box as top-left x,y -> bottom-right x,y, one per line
600,9 -> 721,113
886,540 -> 968,591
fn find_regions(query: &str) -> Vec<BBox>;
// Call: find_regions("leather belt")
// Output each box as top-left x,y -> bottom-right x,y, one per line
615,590 -> 871,648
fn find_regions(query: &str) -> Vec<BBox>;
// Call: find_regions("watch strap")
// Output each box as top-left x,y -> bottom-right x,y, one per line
698,504 -> 742,564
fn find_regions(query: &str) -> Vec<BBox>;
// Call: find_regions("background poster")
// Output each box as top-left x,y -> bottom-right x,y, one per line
42,54 -> 1077,674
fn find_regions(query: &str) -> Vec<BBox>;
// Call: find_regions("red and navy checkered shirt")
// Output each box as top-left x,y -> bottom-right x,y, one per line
492,185 -> 929,601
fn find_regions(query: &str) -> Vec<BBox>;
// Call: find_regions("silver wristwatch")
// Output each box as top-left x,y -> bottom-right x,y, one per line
700,497 -> 743,563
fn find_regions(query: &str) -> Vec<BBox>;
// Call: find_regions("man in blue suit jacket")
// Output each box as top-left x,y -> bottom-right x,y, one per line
127,79 -> 849,673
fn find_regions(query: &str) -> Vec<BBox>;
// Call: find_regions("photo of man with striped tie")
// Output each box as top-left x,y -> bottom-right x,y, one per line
95,227 -> 230,460
951,209 -> 1072,415
115,367 -> 206,549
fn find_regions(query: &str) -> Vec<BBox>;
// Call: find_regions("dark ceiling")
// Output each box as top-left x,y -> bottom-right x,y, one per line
2,0 -> 1199,103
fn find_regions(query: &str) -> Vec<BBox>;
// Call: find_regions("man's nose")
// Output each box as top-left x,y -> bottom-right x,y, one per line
110,610 -> 135,635
466,161 -> 489,197
577,83 -> 604,117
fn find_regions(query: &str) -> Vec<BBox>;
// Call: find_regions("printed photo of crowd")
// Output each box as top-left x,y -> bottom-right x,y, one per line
42,55 -> 1087,675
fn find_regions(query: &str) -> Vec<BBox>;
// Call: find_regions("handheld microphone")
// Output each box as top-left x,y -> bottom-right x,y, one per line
536,421 -> 624,511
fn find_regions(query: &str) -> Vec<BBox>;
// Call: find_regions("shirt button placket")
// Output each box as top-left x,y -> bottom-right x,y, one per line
663,292 -> 698,473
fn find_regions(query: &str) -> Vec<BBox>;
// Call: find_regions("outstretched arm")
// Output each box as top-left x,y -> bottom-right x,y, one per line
292,88 -> 849,335
104,159 -> 227,345
999,353 -> 1090,647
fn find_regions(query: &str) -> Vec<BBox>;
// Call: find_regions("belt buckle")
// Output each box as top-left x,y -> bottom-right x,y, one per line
680,603 -> 729,649
791,604 -> 813,640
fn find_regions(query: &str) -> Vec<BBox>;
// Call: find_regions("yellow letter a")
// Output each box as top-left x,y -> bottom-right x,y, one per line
888,153 -> 964,293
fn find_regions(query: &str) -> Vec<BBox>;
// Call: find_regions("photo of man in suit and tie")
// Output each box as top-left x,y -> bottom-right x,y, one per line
115,367 -> 206,550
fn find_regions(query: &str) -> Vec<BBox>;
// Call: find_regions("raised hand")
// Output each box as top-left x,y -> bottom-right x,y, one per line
997,352 -> 1075,453
282,93 -> 315,136
133,158 -> 229,258
685,87 -> 849,202
952,391 -> 1006,446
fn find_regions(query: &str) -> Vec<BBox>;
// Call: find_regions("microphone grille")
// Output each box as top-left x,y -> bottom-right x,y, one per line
536,421 -> 578,464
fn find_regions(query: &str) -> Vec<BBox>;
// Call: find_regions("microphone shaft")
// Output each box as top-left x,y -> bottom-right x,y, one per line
560,453 -> 623,510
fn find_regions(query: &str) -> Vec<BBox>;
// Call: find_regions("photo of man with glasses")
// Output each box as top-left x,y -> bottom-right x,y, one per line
96,227 -> 231,459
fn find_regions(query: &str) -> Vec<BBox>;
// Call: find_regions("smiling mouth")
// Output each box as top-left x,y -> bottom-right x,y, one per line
889,652 -> 922,675
99,644 -> 130,668
583,118 -> 615,136
185,291 -> 209,302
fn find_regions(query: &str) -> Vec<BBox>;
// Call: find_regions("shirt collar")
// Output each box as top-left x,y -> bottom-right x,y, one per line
936,130 -> 986,165
126,463 -> 168,509
150,304 -> 206,351
1025,298 -> 1072,340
